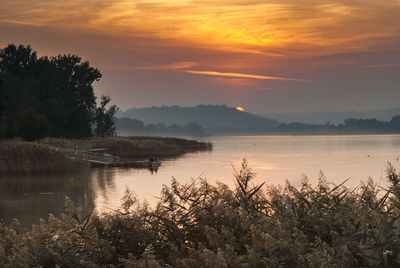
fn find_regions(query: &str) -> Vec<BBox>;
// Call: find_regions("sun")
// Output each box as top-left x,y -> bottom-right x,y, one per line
236,106 -> 245,112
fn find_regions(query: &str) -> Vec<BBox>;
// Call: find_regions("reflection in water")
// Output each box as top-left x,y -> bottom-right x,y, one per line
90,135 -> 400,214
0,172 -> 94,228
1,135 -> 400,226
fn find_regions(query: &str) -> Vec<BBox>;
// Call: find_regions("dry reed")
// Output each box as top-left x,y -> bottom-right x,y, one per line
1,160 -> 399,267
40,136 -> 212,159
0,140 -> 87,176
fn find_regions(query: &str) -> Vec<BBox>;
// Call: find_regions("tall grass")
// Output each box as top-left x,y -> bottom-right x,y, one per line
40,136 -> 212,159
0,136 -> 211,176
0,140 -> 88,176
1,160 -> 399,267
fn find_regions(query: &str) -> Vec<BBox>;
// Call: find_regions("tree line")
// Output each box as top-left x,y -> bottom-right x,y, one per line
278,116 -> 400,134
116,117 -> 206,137
0,44 -> 117,140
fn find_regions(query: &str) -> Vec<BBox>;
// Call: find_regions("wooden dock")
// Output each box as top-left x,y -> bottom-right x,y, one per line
78,158 -> 161,169
61,148 -> 161,169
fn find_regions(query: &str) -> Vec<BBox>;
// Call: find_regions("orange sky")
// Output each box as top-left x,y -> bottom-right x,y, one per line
1,0 -> 399,114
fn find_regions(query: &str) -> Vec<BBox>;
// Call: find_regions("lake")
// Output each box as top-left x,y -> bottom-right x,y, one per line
1,135 -> 400,227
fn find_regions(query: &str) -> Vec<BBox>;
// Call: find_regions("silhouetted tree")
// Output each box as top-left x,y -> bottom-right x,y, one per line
92,96 -> 119,137
0,44 -> 112,139
0,44 -> 39,138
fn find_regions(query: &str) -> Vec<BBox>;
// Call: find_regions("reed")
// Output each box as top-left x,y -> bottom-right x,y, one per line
0,140 -> 87,176
1,160 -> 399,267
0,136 -> 210,176
40,136 -> 212,159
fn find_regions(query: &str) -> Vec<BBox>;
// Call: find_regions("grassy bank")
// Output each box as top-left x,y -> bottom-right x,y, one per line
0,136 -> 211,176
0,141 -> 88,176
1,160 -> 400,267
40,136 -> 212,159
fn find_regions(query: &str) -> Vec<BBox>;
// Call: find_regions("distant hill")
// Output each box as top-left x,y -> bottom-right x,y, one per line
119,105 -> 279,134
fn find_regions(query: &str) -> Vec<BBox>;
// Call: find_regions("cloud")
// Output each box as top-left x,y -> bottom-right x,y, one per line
138,62 -> 197,70
2,0 -> 399,57
184,70 -> 307,81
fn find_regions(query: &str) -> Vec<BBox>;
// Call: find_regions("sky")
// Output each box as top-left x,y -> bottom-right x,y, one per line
1,0 -> 399,115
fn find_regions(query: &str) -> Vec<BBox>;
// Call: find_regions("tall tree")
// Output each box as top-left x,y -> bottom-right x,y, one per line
0,44 -> 41,138
0,44 -> 112,139
50,54 -> 101,137
92,95 -> 119,137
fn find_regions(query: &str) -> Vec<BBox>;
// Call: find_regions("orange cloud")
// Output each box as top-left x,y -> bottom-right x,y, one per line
185,70 -> 306,81
100,62 -> 197,71
138,61 -> 197,70
2,0 -> 399,57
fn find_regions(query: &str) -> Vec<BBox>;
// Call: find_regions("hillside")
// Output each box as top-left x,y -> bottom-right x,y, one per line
119,105 -> 279,134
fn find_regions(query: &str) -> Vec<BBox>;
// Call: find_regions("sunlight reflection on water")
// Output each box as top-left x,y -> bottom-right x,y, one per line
1,135 -> 400,226
91,135 -> 400,213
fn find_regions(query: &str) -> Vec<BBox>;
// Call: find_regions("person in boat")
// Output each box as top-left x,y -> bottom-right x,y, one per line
149,157 -> 159,162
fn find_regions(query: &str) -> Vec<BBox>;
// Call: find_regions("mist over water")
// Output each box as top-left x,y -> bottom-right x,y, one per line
1,135 -> 400,227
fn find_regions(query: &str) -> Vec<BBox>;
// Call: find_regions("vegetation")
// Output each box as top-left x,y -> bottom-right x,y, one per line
0,44 -> 118,140
1,160 -> 400,267
0,137 -> 211,175
40,136 -> 212,159
278,115 -> 400,134
0,140 -> 87,176
93,96 -> 119,137
117,117 -> 206,137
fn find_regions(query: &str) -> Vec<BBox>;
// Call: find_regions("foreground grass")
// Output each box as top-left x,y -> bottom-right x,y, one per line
40,136 -> 212,159
1,160 -> 400,267
0,141 -> 87,176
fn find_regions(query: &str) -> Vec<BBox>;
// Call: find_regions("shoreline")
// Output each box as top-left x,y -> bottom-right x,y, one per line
0,136 -> 212,176
206,132 -> 400,137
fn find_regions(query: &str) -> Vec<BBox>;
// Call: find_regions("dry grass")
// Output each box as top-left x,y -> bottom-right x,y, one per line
40,136 -> 212,159
0,140 -> 88,176
0,136 -> 211,176
1,160 -> 400,267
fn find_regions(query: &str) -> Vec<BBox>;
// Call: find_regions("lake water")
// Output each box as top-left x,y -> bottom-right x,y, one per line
1,135 -> 400,227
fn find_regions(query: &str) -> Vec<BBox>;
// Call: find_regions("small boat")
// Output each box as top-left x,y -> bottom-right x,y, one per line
144,160 -> 161,168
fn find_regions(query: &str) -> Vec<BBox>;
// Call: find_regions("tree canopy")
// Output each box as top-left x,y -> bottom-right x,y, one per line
0,44 -> 117,140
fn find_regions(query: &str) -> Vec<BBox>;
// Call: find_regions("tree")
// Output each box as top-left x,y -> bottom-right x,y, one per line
0,44 -> 39,138
49,54 -> 101,137
92,95 -> 119,137
0,44 -> 108,139
18,109 -> 50,141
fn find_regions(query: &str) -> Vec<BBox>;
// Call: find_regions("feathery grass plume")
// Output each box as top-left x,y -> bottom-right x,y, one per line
1,160 -> 400,266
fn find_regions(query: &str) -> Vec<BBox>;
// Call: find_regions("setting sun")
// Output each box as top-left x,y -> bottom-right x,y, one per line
236,106 -> 245,112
